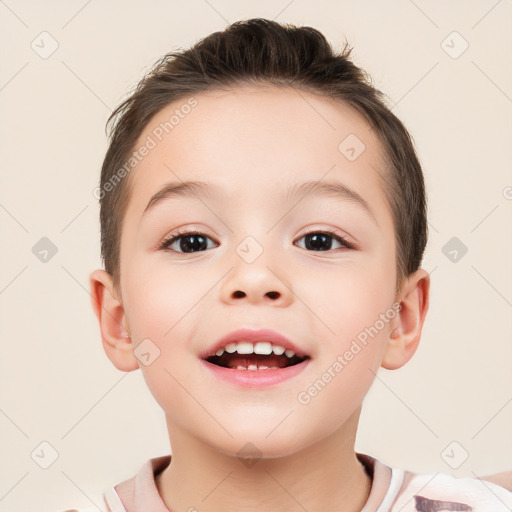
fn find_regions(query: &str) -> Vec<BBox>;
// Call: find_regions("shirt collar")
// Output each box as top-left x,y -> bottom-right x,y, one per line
107,452 -> 399,512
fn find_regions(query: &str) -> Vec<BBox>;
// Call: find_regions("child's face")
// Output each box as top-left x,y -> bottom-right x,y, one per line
100,85 -> 426,457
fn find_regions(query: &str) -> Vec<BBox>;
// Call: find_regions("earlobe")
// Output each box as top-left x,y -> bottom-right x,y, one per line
89,269 -> 139,372
381,268 -> 430,370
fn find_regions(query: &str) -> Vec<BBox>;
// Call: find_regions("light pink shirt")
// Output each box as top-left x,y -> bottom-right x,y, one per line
58,452 -> 512,512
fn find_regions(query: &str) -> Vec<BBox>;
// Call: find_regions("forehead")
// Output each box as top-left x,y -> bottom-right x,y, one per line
124,85 -> 390,224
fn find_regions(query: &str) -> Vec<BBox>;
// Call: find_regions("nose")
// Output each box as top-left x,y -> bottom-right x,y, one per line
219,251 -> 292,306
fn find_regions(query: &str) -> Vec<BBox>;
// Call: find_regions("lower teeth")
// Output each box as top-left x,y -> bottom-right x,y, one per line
237,365 -> 279,370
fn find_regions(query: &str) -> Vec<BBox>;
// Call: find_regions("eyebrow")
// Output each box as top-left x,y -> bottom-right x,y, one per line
286,180 -> 376,222
142,181 -> 222,218
141,179 -> 376,222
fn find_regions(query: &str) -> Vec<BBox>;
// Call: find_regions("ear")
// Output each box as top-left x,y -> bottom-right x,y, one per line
381,268 -> 430,370
89,269 -> 139,372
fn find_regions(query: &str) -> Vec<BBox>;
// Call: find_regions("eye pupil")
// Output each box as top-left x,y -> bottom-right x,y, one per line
180,234 -> 208,252
305,233 -> 332,251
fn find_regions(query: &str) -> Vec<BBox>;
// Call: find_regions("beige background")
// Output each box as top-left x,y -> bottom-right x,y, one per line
1,1 -> 511,510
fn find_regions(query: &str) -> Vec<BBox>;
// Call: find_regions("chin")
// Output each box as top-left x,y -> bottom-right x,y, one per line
206,428 -> 311,462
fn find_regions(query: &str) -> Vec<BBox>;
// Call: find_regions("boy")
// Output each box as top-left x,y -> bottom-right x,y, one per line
74,17 -> 511,512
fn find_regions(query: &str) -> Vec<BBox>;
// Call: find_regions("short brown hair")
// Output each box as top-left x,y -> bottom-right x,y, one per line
98,18 -> 428,298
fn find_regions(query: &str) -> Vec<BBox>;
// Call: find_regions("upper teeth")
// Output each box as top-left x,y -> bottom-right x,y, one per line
215,342 -> 296,359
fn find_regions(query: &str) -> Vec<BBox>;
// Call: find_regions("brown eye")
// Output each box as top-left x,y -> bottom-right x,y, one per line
296,231 -> 353,251
159,230 -> 217,253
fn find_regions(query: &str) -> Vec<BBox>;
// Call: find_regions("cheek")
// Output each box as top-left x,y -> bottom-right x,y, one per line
297,255 -> 397,341
293,347 -> 376,448
121,263 -> 207,416
122,255 -> 206,339
120,259 -> 200,369
294,274 -> 394,433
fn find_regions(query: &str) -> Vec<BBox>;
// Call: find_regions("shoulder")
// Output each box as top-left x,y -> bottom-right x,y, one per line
480,469 -> 512,492
390,467 -> 512,511
52,455 -> 172,512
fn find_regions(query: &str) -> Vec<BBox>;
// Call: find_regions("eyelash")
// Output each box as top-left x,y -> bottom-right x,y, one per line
157,227 -> 355,253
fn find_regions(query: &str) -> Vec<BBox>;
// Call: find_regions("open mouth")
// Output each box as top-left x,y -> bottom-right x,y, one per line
205,351 -> 309,370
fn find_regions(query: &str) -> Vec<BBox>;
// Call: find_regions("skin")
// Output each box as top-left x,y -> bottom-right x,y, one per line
90,85 -> 430,512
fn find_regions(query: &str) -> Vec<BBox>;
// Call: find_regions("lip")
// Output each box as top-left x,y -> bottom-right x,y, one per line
198,328 -> 309,359
200,357 -> 311,388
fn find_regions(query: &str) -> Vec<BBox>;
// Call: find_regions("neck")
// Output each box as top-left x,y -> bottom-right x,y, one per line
156,408 -> 372,512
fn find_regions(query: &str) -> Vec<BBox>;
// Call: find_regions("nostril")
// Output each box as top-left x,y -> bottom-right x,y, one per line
231,291 -> 280,299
